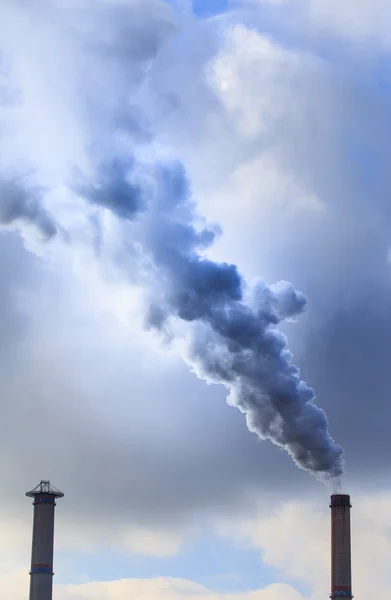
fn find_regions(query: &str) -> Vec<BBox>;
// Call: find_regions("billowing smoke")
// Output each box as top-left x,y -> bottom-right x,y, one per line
0,0 -> 343,479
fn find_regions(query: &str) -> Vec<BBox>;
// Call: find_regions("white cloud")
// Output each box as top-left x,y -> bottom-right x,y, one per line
0,572 -> 304,600
57,520 -> 184,558
248,0 -> 391,49
0,516 -> 31,574
148,17 -> 340,278
217,491 -> 391,598
307,0 -> 391,47
0,570 -> 30,600
207,25 -> 302,140
56,579 -> 304,600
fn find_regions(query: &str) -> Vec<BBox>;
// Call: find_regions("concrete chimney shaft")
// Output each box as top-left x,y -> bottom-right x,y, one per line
26,481 -> 64,600
330,494 -> 352,599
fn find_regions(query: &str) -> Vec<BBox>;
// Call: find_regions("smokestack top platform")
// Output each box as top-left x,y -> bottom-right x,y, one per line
26,480 -> 64,500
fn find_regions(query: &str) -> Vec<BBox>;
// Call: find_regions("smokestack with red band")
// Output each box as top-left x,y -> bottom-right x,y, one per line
330,494 -> 352,599
26,481 -> 64,600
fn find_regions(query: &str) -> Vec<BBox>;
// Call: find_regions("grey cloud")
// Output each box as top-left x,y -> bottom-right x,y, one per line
72,158 -> 144,219
0,233 -> 39,350
0,0 -> 178,230
0,179 -> 56,239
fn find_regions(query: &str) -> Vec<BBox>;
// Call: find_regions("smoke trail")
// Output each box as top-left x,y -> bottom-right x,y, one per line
0,0 -> 344,479
144,166 -> 344,478
71,159 -> 344,478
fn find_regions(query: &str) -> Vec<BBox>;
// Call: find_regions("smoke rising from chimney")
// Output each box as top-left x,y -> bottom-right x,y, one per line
0,0 -> 344,479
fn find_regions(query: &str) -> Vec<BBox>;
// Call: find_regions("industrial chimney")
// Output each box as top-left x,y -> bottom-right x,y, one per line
26,480 -> 64,600
330,494 -> 352,599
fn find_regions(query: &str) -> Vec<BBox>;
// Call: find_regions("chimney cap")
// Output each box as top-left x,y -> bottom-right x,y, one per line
330,494 -> 351,507
26,480 -> 64,499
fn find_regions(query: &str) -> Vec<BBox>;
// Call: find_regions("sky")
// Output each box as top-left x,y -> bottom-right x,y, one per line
1,0 -> 391,598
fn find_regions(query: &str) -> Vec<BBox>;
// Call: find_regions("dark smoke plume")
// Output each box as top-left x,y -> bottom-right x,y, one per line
73,159 -> 344,479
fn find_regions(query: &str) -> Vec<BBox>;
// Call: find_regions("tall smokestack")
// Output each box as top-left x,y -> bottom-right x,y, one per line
26,480 -> 64,600
330,494 -> 352,599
